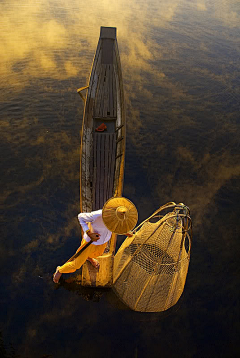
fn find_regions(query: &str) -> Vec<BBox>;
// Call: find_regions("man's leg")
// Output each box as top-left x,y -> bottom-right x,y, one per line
53,242 -> 107,282
53,242 -> 93,283
59,243 -> 93,273
87,242 -> 107,268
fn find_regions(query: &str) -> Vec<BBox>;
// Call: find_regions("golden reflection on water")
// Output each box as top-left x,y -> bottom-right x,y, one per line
1,0 -> 240,261
1,0 -> 239,90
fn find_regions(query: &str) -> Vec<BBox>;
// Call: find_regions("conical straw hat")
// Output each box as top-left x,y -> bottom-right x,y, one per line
102,197 -> 138,234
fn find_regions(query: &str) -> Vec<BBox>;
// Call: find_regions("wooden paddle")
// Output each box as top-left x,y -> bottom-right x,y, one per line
66,231 -> 100,263
66,240 -> 93,263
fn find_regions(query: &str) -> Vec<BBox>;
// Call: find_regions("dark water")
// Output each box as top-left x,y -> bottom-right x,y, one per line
1,0 -> 240,357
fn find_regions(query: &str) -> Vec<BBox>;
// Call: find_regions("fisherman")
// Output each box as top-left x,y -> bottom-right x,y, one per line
53,197 -> 138,283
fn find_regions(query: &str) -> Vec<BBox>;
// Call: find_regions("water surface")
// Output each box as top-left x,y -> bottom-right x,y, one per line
1,0 -> 240,357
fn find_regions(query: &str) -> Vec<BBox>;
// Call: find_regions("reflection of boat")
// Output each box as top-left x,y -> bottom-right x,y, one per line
77,27 -> 126,287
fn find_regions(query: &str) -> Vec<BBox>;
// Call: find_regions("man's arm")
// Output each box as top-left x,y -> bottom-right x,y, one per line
86,231 -> 100,241
78,210 -> 102,241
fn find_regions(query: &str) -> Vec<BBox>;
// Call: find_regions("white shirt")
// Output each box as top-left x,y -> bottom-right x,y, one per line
78,209 -> 112,245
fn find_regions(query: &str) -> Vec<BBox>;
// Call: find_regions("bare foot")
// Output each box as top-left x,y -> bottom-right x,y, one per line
87,258 -> 100,269
53,266 -> 62,283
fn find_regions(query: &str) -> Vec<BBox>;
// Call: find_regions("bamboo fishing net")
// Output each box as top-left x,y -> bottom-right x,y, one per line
113,203 -> 192,312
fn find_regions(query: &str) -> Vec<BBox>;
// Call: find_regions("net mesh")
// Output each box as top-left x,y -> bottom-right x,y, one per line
113,204 -> 192,312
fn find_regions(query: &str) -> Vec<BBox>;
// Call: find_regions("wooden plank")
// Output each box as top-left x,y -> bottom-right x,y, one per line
92,133 -> 96,209
99,66 -> 106,117
99,133 -> 103,209
110,133 -> 116,197
81,98 -> 94,213
102,68 -> 107,118
88,41 -> 101,98
109,65 -> 113,117
108,133 -> 116,197
108,133 -> 114,199
105,133 -> 111,201
112,47 -> 117,119
95,133 -> 101,209
97,63 -> 106,117
104,65 -> 108,117
107,66 -> 110,117
108,134 -> 112,202
94,64 -> 104,117
101,65 -> 107,117
92,57 -> 102,117
92,132 -> 97,209
104,134 -> 109,204
89,134 -> 94,182
99,134 -> 105,208
113,68 -> 117,118
104,134 -> 110,203
101,39 -> 114,64
104,66 -> 109,118
90,52 -> 101,100
105,133 -> 109,200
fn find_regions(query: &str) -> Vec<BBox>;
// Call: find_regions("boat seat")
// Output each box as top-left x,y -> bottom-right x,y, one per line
92,132 -> 117,210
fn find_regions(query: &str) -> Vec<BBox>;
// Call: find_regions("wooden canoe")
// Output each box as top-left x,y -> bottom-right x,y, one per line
78,27 -> 126,287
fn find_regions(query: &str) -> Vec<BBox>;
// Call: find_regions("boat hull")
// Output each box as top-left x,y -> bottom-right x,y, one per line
79,27 -> 125,287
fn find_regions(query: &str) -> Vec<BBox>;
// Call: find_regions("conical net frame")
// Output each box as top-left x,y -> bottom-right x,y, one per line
113,203 -> 192,312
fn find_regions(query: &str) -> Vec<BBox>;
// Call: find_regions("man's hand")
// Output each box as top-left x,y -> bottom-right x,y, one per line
126,231 -> 134,237
87,232 -> 100,242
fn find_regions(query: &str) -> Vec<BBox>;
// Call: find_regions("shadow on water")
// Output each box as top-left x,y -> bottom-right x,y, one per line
58,274 -> 185,320
58,277 -> 109,303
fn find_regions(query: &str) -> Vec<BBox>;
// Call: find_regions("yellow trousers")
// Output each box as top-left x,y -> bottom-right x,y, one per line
58,240 -> 107,274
